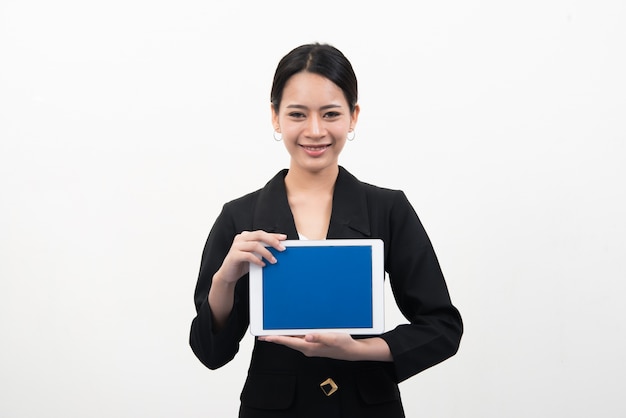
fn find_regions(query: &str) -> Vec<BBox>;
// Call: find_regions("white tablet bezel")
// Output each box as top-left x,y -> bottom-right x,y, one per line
249,239 -> 385,336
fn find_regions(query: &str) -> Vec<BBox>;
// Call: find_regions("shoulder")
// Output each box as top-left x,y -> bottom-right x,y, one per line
340,166 -> 408,204
361,179 -> 405,199
220,169 -> 288,216
222,188 -> 261,212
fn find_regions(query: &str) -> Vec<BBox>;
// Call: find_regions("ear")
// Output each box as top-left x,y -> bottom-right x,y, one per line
271,104 -> 280,132
350,104 -> 360,130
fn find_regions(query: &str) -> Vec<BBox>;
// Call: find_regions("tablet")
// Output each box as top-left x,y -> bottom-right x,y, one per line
249,239 -> 384,336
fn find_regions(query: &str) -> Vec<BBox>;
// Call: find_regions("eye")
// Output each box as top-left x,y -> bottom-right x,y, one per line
323,111 -> 341,119
288,111 -> 306,119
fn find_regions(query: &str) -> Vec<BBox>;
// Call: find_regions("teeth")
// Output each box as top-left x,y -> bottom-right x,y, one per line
303,145 -> 327,150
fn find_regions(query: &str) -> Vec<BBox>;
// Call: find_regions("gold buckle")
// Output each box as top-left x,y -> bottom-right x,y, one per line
320,378 -> 338,396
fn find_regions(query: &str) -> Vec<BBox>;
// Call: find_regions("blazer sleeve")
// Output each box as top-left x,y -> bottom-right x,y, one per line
379,191 -> 463,382
189,204 -> 251,370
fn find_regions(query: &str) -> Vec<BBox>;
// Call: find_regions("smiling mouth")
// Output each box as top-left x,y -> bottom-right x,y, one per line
301,144 -> 330,151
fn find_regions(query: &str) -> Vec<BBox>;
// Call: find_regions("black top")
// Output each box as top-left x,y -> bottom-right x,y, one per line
189,166 -> 463,417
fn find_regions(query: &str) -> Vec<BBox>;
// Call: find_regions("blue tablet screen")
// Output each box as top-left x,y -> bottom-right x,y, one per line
262,245 -> 373,330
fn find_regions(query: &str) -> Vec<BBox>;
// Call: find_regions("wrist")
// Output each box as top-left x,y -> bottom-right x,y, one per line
356,337 -> 393,362
212,270 -> 237,289
208,271 -> 237,304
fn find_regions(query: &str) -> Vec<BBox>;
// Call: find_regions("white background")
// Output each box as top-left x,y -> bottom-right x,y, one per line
2,1 -> 625,417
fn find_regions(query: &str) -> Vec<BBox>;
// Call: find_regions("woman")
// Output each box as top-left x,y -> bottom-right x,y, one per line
190,43 -> 463,417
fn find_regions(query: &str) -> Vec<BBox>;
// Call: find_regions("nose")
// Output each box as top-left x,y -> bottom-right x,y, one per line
305,114 -> 324,138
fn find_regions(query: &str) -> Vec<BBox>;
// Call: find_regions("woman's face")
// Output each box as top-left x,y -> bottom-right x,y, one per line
272,72 -> 359,175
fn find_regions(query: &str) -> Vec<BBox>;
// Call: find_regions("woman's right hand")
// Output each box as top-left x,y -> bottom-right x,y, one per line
209,231 -> 286,330
215,230 -> 287,285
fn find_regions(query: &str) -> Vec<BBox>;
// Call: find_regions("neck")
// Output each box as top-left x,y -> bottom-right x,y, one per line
284,164 -> 339,194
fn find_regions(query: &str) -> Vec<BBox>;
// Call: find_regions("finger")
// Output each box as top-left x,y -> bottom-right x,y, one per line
237,230 -> 284,242
305,333 -> 342,346
237,231 -> 287,251
250,244 -> 279,265
241,237 -> 286,263
258,335 -> 305,344
231,241 -> 277,264
258,335 -> 285,344
304,334 -> 333,347
257,232 -> 288,252
268,235 -> 287,252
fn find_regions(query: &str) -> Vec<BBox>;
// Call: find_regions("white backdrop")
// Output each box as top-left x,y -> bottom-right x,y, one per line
1,1 -> 625,417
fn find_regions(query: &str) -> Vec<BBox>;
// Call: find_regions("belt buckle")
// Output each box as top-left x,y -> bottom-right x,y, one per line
320,378 -> 338,396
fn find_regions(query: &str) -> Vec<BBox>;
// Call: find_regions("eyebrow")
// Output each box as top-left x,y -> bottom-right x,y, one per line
285,104 -> 343,110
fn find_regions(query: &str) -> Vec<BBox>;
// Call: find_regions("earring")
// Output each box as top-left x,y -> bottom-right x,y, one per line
347,129 -> 356,141
273,130 -> 283,141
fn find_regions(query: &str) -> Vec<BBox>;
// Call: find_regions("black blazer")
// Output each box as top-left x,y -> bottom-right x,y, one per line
190,167 -> 463,418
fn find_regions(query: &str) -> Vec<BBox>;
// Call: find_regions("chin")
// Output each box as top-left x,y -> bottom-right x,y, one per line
298,160 -> 338,174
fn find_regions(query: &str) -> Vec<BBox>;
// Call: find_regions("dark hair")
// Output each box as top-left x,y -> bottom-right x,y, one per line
270,43 -> 358,113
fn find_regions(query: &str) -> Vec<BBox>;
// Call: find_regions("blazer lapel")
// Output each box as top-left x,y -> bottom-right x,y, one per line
327,167 -> 371,239
252,167 -> 371,240
252,169 -> 299,239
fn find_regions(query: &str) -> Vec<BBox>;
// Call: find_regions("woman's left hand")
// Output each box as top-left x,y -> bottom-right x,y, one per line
258,333 -> 393,362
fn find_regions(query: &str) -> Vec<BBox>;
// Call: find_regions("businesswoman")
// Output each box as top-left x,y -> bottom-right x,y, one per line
190,43 -> 463,418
